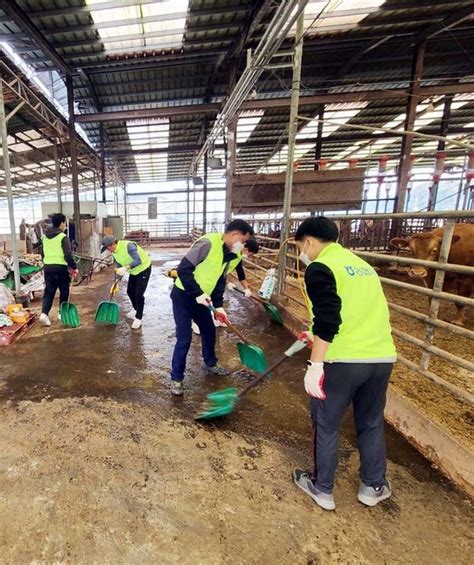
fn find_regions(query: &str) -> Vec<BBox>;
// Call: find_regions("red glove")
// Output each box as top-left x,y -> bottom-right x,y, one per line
214,307 -> 229,325
71,269 -> 79,278
298,331 -> 314,348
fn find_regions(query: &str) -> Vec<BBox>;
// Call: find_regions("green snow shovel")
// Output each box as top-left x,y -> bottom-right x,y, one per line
195,338 -> 309,421
209,304 -> 268,374
95,275 -> 121,325
232,286 -> 283,325
60,280 -> 80,328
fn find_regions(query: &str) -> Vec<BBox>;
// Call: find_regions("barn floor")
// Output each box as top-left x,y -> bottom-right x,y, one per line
0,250 -> 472,563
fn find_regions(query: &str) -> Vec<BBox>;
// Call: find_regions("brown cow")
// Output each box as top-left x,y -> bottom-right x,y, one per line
390,223 -> 474,326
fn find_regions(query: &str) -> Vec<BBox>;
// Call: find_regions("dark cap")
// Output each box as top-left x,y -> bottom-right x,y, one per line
101,235 -> 117,253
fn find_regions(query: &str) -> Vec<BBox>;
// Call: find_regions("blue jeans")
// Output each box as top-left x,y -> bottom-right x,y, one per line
310,362 -> 393,493
170,286 -> 218,381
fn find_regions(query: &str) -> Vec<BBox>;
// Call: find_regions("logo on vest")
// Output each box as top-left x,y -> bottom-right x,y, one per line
344,265 -> 374,277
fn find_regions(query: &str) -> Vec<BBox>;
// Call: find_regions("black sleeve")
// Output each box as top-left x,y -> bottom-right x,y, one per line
61,236 -> 77,269
305,262 -> 342,343
210,273 -> 226,308
176,257 -> 203,297
235,261 -> 245,282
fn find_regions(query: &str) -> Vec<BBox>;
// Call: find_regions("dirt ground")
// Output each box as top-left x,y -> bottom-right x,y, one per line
1,250 -> 473,563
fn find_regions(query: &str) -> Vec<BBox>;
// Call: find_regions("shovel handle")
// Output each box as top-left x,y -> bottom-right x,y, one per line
109,275 -> 122,301
208,303 -> 249,345
237,339 -> 308,399
233,285 -> 266,306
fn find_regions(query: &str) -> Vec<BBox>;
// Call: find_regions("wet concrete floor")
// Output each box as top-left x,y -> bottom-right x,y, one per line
0,251 -> 463,491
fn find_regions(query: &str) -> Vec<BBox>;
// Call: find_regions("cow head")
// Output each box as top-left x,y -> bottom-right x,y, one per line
390,233 -> 460,279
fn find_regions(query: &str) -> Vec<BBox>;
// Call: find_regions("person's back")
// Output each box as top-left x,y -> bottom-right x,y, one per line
312,242 -> 395,362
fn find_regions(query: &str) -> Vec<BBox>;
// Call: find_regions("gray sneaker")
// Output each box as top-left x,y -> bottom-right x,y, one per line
357,480 -> 392,507
170,381 -> 184,396
203,364 -> 231,376
292,468 -> 335,511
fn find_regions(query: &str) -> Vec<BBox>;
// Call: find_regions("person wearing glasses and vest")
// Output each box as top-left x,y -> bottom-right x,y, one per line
292,217 -> 396,511
39,213 -> 79,327
170,219 -> 254,396
101,235 -> 152,330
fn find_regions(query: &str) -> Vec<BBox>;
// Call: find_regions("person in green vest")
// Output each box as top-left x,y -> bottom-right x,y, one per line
101,235 -> 152,330
170,219 -> 254,396
226,238 -> 259,297
39,213 -> 78,326
292,217 -> 396,511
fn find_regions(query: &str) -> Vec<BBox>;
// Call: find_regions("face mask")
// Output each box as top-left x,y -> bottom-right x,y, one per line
231,241 -> 244,254
299,242 -> 311,266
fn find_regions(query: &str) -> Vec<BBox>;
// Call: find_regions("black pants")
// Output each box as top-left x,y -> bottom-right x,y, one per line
126,266 -> 151,319
42,266 -> 70,315
170,286 -> 217,381
311,362 -> 393,494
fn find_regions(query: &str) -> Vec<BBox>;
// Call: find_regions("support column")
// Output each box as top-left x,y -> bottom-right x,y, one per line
100,124 -> 106,204
0,82 -> 21,293
203,152 -> 208,232
277,0 -> 305,294
225,117 -> 237,224
428,95 -> 452,211
54,140 -> 62,212
66,75 -> 81,250
395,41 -> 426,213
123,184 -> 128,234
314,105 -> 324,170
186,177 -> 190,234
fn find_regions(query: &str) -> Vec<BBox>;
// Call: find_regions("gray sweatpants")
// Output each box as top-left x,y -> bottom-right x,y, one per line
310,362 -> 393,494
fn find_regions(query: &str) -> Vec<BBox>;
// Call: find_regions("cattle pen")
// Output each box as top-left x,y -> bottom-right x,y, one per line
236,210 -> 474,494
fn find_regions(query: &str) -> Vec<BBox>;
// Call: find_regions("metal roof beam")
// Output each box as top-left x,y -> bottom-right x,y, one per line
0,0 -> 72,76
416,4 -> 474,42
74,82 -> 474,124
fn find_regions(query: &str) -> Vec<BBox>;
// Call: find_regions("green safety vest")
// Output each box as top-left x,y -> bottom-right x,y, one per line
113,240 -> 151,275
307,242 -> 396,362
228,251 -> 243,274
42,233 -> 67,266
175,233 -> 227,295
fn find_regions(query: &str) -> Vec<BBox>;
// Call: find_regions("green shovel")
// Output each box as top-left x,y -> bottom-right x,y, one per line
209,304 -> 268,374
95,275 -> 121,325
60,280 -> 80,328
232,286 -> 283,325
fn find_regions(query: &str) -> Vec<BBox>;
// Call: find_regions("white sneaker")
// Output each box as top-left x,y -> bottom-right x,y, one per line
131,318 -> 142,330
126,310 -> 136,320
192,321 -> 200,335
39,313 -> 51,327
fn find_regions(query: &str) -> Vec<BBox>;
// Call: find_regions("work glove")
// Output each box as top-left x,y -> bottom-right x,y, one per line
70,269 -> 79,279
298,331 -> 314,348
226,282 -> 236,291
214,307 -> 229,325
243,288 -> 252,298
115,266 -> 128,277
196,293 -> 211,307
304,362 -> 326,400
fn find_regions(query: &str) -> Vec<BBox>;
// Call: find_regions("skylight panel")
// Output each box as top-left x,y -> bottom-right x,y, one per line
126,119 -> 170,183
237,111 -> 265,144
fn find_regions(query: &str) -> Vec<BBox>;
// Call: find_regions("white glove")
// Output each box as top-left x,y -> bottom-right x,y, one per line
115,266 -> 128,277
196,293 -> 211,306
226,282 -> 236,291
304,362 -> 326,400
244,288 -> 252,298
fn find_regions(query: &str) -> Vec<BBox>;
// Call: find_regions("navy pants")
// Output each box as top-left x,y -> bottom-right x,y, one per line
170,286 -> 217,381
311,362 -> 393,493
